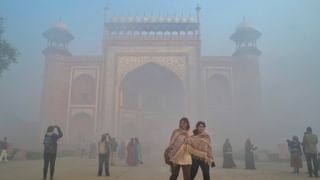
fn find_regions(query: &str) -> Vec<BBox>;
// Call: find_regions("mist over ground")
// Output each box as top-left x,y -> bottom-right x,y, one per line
0,0 -> 319,154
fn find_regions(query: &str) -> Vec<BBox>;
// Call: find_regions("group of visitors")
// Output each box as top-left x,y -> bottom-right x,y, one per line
286,126 -> 319,178
41,125 -> 143,179
164,117 -> 214,180
222,138 -> 257,169
126,137 -> 143,166
39,121 -> 319,180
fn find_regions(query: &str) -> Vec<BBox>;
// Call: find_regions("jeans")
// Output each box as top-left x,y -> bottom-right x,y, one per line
191,158 -> 210,180
170,164 -> 191,180
98,153 -> 110,176
43,153 -> 57,179
305,153 -> 318,177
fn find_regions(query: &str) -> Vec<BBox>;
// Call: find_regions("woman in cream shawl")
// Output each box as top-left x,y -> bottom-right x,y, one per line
165,117 -> 192,180
188,121 -> 214,180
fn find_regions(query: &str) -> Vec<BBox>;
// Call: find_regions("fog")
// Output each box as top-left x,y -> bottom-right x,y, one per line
0,0 -> 319,158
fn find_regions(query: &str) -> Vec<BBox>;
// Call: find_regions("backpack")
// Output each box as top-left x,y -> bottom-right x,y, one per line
44,135 -> 55,153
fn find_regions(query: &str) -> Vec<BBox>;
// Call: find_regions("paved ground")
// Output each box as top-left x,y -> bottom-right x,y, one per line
0,156 -> 312,180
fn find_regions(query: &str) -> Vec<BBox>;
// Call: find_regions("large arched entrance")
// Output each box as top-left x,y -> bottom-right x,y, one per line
118,62 -> 185,150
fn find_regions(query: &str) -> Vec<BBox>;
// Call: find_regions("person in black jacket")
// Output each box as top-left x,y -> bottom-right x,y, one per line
42,125 -> 63,180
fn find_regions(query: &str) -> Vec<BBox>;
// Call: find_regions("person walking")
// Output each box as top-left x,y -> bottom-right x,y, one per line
302,126 -> 318,177
164,117 -> 192,180
42,125 -> 63,180
189,121 -> 214,180
97,134 -> 110,176
286,136 -> 303,173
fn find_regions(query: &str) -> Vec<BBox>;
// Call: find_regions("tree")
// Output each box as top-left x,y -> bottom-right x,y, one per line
0,17 -> 18,76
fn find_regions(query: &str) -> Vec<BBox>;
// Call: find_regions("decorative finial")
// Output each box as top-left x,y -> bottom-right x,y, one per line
195,4 -> 201,23
104,5 -> 109,23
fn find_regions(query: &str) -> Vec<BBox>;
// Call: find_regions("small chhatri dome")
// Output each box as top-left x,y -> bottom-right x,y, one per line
43,20 -> 74,56
54,20 -> 68,31
230,17 -> 261,45
230,17 -> 262,56
43,20 -> 74,43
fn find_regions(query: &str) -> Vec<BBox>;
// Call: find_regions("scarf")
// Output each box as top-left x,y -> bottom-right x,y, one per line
187,132 -> 214,165
164,129 -> 189,165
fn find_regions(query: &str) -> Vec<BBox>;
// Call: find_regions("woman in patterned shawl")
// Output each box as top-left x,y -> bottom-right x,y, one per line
188,121 -> 214,180
286,136 -> 303,173
164,117 -> 192,180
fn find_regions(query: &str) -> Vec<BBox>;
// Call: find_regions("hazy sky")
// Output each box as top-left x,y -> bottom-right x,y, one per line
0,0 -> 320,148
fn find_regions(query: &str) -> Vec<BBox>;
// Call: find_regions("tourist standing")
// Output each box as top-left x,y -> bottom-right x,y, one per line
245,138 -> 257,169
164,117 -> 192,180
286,136 -> 303,173
223,139 -> 236,168
126,138 -> 135,166
134,137 -> 143,165
42,125 -> 63,180
302,126 -> 318,177
110,137 -> 118,166
97,134 -> 110,176
189,121 -> 214,180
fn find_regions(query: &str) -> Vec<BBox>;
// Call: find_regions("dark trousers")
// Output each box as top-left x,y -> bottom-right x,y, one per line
98,153 -> 110,176
305,153 -> 318,177
191,158 -> 210,180
43,153 -> 57,179
170,164 -> 191,180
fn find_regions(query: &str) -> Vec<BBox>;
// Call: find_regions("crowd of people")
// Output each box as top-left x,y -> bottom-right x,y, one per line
1,118 -> 317,180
